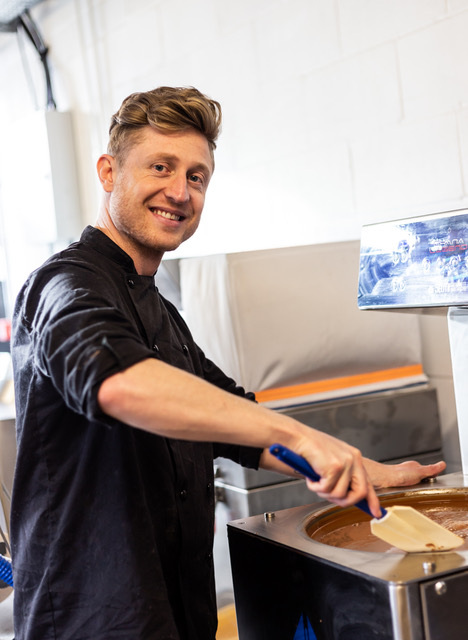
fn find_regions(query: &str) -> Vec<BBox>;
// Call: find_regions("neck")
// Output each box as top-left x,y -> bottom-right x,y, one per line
95,204 -> 163,276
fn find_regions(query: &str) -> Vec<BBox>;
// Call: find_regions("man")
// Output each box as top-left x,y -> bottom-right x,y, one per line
11,86 -> 445,639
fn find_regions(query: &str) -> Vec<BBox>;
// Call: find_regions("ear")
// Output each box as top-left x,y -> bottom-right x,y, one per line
96,154 -> 116,193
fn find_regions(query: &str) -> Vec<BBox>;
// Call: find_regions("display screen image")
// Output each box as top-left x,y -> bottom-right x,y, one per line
358,209 -> 468,309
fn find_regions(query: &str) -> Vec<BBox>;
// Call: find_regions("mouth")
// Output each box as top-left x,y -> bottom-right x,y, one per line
149,207 -> 184,222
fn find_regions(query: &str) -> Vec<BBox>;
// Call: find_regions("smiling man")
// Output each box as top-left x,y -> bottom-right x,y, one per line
97,125 -> 212,273
10,86 -> 446,640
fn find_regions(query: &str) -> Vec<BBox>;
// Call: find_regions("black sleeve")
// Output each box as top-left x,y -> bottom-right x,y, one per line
14,264 -> 156,424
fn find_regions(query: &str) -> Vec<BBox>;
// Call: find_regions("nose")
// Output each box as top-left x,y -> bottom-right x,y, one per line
165,173 -> 190,204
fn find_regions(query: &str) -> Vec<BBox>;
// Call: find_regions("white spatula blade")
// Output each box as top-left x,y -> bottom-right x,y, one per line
371,505 -> 464,553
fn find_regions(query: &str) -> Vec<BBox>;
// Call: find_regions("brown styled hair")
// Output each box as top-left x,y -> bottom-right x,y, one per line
107,86 -> 222,165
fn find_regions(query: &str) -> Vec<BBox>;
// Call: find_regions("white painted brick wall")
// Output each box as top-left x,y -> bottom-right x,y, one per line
338,0 -> 447,53
254,0 -> 341,81
399,11 -> 468,118
304,44 -> 402,139
352,114 -> 463,219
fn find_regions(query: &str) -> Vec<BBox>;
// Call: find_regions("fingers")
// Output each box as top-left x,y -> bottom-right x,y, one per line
395,460 -> 447,485
299,437 -> 381,516
306,468 -> 382,518
420,460 -> 446,479
363,457 -> 447,489
304,455 -> 355,500
363,483 -> 382,518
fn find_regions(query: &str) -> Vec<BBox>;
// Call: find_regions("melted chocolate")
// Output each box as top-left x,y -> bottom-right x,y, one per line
306,490 -> 468,553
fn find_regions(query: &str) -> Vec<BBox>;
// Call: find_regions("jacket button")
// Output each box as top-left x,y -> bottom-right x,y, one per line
127,278 -> 135,288
152,344 -> 159,352
182,344 -> 189,355
179,489 -> 187,500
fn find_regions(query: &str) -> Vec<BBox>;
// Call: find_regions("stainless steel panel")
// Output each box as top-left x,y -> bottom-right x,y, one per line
420,571 -> 468,640
389,584 -> 424,640
216,478 -> 316,519
214,460 -> 286,490
281,386 -> 441,463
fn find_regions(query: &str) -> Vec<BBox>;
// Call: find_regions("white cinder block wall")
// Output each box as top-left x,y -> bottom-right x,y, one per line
0,0 -> 466,469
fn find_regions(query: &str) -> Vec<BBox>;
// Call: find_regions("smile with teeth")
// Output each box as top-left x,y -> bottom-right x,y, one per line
150,207 -> 182,222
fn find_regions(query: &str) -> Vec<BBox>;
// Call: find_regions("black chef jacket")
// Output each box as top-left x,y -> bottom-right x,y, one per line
11,226 -> 262,640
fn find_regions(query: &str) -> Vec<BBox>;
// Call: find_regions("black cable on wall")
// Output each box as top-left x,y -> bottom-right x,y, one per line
17,10 -> 56,110
0,1 -> 56,111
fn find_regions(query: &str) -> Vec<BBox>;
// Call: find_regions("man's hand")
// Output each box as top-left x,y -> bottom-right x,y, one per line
363,457 -> 446,489
260,433 -> 382,518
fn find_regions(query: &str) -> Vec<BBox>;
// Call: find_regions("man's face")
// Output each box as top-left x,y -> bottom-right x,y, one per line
104,126 -> 213,273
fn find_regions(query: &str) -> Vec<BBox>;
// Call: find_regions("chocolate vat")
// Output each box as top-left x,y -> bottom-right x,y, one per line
228,472 -> 468,640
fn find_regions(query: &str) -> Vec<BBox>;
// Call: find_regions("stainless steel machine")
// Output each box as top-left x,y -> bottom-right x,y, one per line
227,208 -> 468,638
228,474 -> 468,640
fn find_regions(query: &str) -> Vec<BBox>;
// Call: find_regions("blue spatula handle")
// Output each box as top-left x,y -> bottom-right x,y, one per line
269,444 -> 386,519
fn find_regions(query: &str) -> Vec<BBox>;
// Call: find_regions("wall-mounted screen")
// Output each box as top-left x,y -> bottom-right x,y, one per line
358,209 -> 468,310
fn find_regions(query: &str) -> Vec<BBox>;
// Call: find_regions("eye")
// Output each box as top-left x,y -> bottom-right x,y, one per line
153,164 -> 166,173
188,173 -> 205,187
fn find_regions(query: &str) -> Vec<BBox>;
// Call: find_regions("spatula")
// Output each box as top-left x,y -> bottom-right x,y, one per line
270,444 -> 464,553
